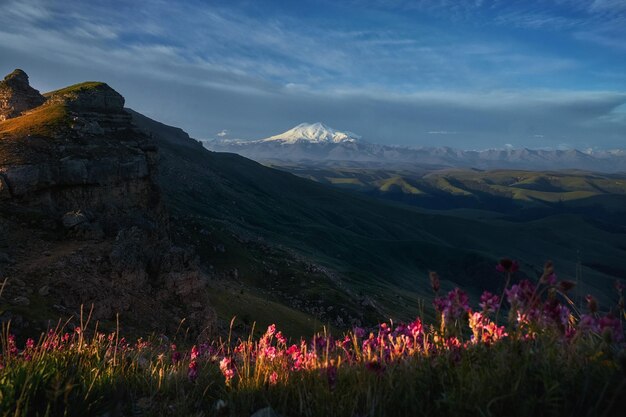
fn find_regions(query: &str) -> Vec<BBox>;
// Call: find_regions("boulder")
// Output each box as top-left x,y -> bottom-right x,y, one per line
11,296 -> 30,306
62,211 -> 88,228
250,407 -> 280,417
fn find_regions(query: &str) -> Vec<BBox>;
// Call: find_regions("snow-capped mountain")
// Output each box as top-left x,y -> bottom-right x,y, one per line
261,122 -> 361,144
203,123 -> 626,172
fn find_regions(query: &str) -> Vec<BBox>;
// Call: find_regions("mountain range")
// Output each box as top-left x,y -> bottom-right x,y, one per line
204,123 -> 626,172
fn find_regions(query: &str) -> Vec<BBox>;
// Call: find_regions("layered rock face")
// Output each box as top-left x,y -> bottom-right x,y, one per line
0,70 -> 212,337
0,75 -> 159,232
0,69 -> 45,121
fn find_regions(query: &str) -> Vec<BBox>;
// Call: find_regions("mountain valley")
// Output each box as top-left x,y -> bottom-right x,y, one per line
1,72 -> 625,341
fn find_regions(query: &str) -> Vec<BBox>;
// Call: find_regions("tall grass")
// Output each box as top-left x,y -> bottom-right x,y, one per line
1,260 -> 625,416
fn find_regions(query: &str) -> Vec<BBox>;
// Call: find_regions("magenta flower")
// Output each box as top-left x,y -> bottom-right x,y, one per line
599,314 -> 624,343
286,344 -> 299,357
433,297 -> 448,314
353,327 -> 366,339
25,338 -> 35,350
220,357 -> 235,381
496,258 -> 519,273
269,371 -> 278,385
7,335 -> 18,356
578,314 -> 599,333
479,291 -> 499,313
505,280 -> 535,308
263,346 -> 277,361
275,331 -> 287,345
407,318 -> 423,338
436,288 -> 470,322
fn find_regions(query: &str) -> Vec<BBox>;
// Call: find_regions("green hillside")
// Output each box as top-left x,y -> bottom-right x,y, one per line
275,165 -> 626,219
130,111 -> 626,333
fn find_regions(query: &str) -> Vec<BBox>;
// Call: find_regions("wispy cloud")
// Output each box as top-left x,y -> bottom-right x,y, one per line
0,0 -> 623,149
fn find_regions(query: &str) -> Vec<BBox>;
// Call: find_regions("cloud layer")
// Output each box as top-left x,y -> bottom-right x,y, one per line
0,0 -> 624,149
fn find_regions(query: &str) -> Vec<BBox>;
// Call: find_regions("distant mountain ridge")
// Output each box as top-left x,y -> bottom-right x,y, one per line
204,123 -> 626,172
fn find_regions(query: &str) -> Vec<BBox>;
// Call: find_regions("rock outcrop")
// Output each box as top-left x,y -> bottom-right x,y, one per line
0,72 -> 161,232
0,69 -> 45,121
0,70 -> 213,337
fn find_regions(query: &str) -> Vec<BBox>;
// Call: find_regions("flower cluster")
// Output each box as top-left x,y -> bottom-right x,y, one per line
1,260 -> 624,397
434,288 -> 470,323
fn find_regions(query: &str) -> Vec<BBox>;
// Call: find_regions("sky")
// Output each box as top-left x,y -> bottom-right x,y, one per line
0,0 -> 625,149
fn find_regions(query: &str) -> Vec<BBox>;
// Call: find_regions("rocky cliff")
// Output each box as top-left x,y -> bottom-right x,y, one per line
0,70 -> 213,337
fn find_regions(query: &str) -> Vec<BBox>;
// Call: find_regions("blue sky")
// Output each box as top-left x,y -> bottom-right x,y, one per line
0,0 -> 625,148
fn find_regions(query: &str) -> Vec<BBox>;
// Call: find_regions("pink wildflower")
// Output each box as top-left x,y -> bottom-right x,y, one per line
286,344 -> 299,357
353,327 -> 366,338
479,291 -> 499,313
7,335 -> 18,356
220,357 -> 235,381
407,318 -> 423,338
263,346 -> 277,360
188,361 -> 198,382
599,314 -> 624,343
269,371 -> 278,385
436,288 -> 470,322
578,314 -> 599,333
506,280 -> 535,308
275,331 -> 287,345
234,342 -> 247,354
481,322 -> 508,345
25,338 -> 35,350
135,338 -> 150,350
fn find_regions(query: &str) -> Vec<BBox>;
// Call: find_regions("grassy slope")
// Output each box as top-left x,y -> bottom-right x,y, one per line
42,81 -> 107,97
0,103 -> 68,139
284,166 -> 626,204
130,111 -> 625,326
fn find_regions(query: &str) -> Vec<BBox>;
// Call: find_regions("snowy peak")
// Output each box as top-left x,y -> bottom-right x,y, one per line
262,122 -> 361,144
